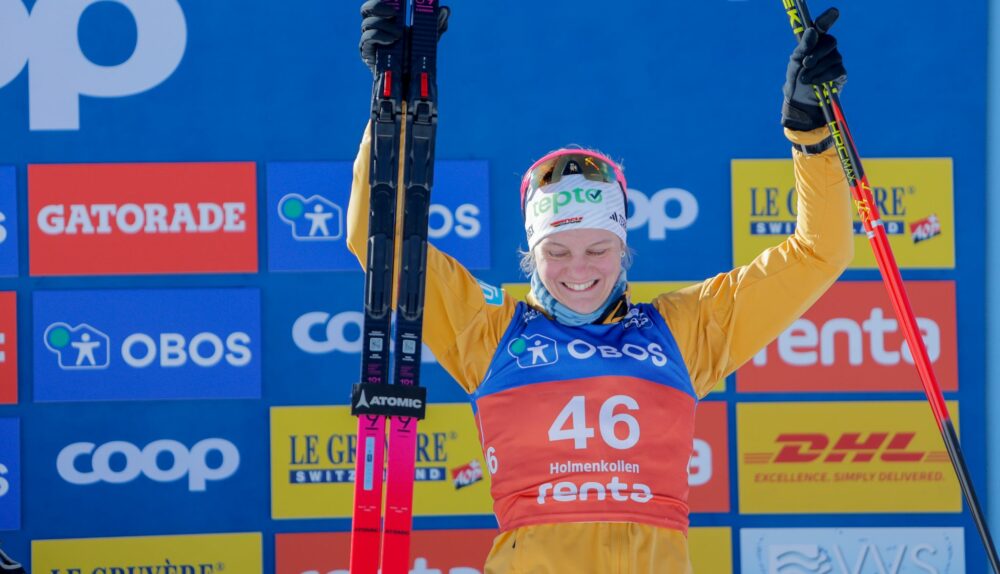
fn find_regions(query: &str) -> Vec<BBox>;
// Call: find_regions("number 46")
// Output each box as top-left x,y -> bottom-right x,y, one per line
548,395 -> 640,450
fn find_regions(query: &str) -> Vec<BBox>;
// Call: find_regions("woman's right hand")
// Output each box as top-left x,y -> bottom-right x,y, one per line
359,0 -> 450,76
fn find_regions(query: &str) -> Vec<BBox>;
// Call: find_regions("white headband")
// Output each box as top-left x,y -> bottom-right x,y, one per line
523,174 -> 627,251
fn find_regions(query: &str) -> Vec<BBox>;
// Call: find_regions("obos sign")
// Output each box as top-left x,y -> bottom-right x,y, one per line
29,163 -> 258,276
33,289 -> 261,402
266,160 -> 490,272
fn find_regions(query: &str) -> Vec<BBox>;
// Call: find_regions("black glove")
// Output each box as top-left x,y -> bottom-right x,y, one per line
360,0 -> 450,76
781,7 -> 847,131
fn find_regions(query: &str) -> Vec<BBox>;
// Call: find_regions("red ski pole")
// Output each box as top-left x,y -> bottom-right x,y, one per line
781,1 -> 999,571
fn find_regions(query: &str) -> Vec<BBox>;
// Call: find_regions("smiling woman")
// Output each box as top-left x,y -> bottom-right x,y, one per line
348,2 -> 854,572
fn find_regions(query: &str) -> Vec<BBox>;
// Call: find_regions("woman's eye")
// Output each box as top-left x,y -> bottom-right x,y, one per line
547,251 -> 568,259
588,249 -> 608,257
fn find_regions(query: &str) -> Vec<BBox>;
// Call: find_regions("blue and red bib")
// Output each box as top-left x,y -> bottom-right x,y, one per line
472,303 -> 698,533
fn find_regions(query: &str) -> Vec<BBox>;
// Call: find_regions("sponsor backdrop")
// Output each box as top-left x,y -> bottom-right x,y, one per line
0,0 -> 988,572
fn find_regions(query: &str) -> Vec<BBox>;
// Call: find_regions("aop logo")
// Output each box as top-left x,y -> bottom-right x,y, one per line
0,0 -> 187,131
292,311 -> 436,363
57,438 -> 239,492
627,188 -> 699,240
278,194 -> 343,241
507,334 -> 558,368
44,322 -> 252,369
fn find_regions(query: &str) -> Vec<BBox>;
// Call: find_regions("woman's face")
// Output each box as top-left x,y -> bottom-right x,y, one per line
535,228 -> 624,314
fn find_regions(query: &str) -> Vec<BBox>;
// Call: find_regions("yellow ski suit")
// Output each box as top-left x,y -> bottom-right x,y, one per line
347,124 -> 853,573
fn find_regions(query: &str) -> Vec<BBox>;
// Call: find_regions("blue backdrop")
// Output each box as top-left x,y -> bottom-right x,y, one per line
0,0 -> 990,572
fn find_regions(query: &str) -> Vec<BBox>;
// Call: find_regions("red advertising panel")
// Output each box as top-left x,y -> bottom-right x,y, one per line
275,530 -> 497,574
0,292 -> 15,404
737,281 -> 957,392
689,401 -> 729,512
29,163 -> 258,276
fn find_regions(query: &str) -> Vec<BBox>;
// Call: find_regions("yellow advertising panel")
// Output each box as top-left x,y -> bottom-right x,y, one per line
33,533 -> 261,573
738,401 -> 960,514
732,158 -> 955,269
501,281 -> 725,392
690,527 -> 733,574
271,404 -> 492,519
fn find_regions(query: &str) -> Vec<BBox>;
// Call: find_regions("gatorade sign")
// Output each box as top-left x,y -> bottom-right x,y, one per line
0,0 -> 187,131
737,281 -> 958,393
29,163 -> 258,276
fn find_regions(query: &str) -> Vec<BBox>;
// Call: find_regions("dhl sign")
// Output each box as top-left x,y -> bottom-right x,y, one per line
737,281 -> 958,393
749,432 -> 948,464
738,402 -> 961,514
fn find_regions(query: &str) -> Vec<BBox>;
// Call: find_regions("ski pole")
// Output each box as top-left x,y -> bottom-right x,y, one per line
780,1 -> 1000,570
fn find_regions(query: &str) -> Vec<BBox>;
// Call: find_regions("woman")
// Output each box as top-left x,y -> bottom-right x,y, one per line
350,3 -> 853,572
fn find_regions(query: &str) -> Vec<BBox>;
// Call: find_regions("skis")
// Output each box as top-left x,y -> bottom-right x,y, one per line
780,1 -> 1000,571
350,1 -> 440,573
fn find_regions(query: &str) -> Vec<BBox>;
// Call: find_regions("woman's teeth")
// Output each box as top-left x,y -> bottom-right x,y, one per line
565,280 -> 597,292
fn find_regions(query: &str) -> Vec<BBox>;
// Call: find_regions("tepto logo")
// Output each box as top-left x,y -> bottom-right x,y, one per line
278,194 -> 342,241
44,323 -> 110,369
531,187 -> 603,217
507,334 -> 559,368
0,0 -> 187,130
744,432 -> 948,465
